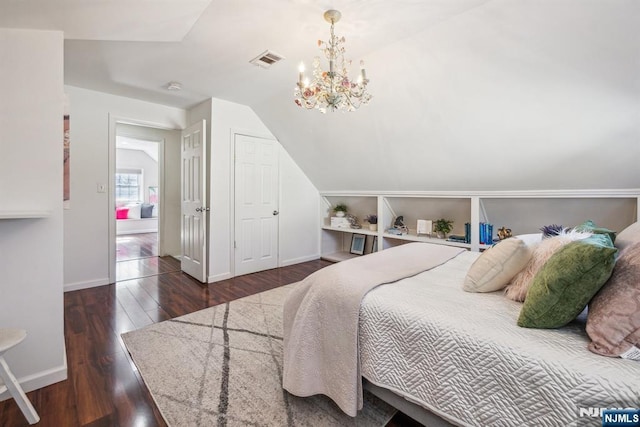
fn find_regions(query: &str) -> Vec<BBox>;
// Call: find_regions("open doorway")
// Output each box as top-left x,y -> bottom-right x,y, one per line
110,121 -> 182,283
115,135 -> 160,281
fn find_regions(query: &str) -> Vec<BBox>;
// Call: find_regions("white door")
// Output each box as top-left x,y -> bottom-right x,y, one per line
234,135 -> 279,276
181,120 -> 207,282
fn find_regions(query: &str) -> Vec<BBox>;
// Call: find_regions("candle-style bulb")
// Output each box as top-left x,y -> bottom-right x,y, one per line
298,62 -> 305,73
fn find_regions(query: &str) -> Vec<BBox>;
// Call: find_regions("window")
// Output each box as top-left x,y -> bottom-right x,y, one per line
115,169 -> 142,202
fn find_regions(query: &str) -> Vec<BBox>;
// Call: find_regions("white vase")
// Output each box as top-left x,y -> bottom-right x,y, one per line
368,224 -> 377,231
335,211 -> 345,217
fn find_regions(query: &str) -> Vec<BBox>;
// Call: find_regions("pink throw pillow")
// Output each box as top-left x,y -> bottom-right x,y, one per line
116,207 -> 129,220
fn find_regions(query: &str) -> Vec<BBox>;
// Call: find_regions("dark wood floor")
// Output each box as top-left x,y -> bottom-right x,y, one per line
0,258 -> 422,427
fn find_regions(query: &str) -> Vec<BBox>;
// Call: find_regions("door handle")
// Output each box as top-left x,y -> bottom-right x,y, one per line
195,207 -> 202,212
273,210 -> 279,216
195,207 -> 209,212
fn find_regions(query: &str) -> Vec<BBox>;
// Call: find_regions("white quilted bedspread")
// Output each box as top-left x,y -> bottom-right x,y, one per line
359,251 -> 640,427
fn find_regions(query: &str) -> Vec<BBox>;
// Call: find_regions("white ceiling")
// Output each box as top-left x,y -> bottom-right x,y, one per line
0,0 -> 490,109
2,0 -> 639,191
116,136 -> 159,162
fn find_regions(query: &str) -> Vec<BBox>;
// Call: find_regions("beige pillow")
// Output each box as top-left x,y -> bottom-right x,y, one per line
505,230 -> 592,302
463,238 -> 533,293
616,221 -> 640,252
586,242 -> 640,360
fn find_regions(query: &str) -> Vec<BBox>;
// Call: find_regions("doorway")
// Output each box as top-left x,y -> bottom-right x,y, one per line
115,134 -> 161,281
109,119 -> 182,284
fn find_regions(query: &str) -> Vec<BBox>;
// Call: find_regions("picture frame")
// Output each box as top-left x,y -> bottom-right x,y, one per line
371,236 -> 378,253
350,234 -> 366,255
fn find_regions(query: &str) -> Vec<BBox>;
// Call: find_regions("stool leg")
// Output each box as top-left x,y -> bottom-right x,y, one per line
0,356 -> 40,424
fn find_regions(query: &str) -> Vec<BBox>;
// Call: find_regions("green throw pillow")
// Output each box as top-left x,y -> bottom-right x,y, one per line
574,220 -> 616,244
518,234 -> 617,329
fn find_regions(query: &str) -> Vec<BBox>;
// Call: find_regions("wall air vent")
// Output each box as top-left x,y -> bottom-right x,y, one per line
249,50 -> 285,69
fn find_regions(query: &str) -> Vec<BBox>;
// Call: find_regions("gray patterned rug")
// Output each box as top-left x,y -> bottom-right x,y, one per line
121,283 -> 396,426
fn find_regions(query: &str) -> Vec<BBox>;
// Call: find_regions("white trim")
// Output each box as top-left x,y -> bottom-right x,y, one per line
64,277 -> 110,292
320,189 -> 640,198
208,272 -> 233,283
279,254 -> 320,267
0,347 -> 67,402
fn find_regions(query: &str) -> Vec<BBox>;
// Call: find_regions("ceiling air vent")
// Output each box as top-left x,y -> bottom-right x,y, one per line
250,50 -> 285,69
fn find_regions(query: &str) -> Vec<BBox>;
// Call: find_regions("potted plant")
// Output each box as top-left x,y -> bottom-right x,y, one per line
434,218 -> 453,239
365,214 -> 378,231
333,203 -> 348,217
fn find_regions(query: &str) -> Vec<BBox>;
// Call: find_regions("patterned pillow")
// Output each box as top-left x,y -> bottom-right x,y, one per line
505,230 -> 592,302
518,234 -> 617,329
586,242 -> 640,360
463,237 -> 533,293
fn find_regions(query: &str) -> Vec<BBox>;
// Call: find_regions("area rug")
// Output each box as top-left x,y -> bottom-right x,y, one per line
121,283 -> 396,426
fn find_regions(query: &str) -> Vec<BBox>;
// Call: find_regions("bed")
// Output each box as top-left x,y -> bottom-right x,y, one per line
283,225 -> 640,427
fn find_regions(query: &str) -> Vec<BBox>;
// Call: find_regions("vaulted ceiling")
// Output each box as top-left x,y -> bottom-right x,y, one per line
2,0 -> 639,191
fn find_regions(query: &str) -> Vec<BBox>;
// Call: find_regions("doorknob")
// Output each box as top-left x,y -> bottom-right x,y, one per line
273,210 -> 279,216
195,207 -> 210,213
195,207 -> 202,212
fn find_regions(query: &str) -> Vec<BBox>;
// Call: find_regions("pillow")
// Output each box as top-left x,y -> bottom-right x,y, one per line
505,230 -> 592,302
152,204 -> 158,217
141,203 -> 154,218
574,219 -> 616,244
514,233 -> 543,246
517,234 -> 617,329
586,242 -> 640,360
616,221 -> 640,252
463,237 -> 533,293
116,207 -> 129,220
126,203 -> 142,219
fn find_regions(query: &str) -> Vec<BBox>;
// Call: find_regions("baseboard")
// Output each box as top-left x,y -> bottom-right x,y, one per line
279,254 -> 320,267
208,272 -> 232,283
64,277 -> 110,292
0,349 -> 67,402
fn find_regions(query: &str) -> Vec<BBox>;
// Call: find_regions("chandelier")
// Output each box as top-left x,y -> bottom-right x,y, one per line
294,10 -> 372,113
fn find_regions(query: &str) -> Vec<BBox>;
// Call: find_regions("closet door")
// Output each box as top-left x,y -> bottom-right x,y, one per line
234,135 -> 279,276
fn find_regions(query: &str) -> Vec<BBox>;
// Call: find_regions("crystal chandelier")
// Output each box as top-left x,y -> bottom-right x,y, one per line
294,10 -> 372,113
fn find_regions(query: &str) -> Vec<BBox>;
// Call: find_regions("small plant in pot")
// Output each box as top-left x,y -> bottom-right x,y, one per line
333,203 -> 348,217
365,214 -> 378,231
434,218 -> 453,239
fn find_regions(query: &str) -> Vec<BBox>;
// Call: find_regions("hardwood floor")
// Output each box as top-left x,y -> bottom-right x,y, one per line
116,233 -> 158,262
0,259 -> 422,427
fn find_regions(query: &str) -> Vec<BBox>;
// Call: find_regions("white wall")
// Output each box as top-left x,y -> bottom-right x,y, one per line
0,29 -> 66,397
63,86 -> 186,291
254,1 -> 640,192
188,98 -> 320,282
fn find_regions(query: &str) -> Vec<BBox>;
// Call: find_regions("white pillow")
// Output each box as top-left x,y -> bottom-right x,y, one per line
151,204 -> 158,217
126,203 -> 141,219
463,237 -> 533,293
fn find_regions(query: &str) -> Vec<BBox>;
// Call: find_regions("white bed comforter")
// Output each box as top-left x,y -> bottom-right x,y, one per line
359,251 -> 640,427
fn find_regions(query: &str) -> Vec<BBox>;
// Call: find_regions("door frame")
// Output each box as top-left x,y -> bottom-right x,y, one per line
229,129 -> 280,278
108,114 -> 180,284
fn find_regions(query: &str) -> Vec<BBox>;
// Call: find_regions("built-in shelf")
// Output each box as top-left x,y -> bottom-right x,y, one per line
321,225 -> 378,236
0,210 -> 52,219
321,251 -> 361,262
319,190 -> 640,262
